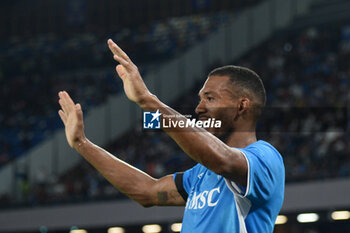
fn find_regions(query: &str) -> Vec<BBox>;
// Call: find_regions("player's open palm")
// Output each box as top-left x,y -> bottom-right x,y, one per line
107,39 -> 152,105
58,91 -> 86,149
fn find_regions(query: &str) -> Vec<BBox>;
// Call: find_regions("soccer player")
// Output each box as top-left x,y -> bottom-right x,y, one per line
58,39 -> 285,233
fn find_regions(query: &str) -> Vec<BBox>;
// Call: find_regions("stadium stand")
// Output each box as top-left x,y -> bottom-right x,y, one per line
0,0 -> 264,207
0,12 -> 235,164
1,1 -> 350,233
1,19 -> 349,208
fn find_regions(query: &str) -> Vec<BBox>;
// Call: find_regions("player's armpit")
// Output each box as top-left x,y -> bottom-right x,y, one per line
150,175 -> 186,206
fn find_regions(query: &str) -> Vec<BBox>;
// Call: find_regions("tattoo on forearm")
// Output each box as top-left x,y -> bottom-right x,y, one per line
158,192 -> 168,203
158,190 -> 181,203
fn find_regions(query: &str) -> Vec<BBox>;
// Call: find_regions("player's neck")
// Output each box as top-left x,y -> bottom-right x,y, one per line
225,131 -> 257,148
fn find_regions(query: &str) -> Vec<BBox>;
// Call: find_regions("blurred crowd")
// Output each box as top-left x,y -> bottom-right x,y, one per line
0,12 -> 232,165
242,25 -> 350,182
0,0 -> 261,40
1,0 -> 266,164
0,1 -> 349,208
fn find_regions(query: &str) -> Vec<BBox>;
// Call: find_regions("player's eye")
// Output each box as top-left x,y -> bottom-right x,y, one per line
207,96 -> 214,101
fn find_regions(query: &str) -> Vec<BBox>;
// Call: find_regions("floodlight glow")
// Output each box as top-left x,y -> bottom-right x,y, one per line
331,211 -> 350,220
171,223 -> 182,232
70,230 -> 87,233
142,224 -> 162,233
108,227 -> 125,233
297,213 -> 319,223
275,215 -> 288,225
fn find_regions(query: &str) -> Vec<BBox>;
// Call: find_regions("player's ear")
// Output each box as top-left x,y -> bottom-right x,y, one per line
237,97 -> 250,117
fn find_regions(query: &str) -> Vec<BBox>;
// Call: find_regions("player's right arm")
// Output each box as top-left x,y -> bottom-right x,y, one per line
58,91 -> 186,207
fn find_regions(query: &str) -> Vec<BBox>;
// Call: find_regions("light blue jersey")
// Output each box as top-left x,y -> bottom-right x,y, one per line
174,140 -> 285,233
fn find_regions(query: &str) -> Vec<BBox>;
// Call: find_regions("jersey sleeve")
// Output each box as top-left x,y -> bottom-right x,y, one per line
225,142 -> 285,205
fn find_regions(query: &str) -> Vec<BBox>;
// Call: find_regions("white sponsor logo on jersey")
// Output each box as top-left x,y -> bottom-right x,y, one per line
186,187 -> 220,209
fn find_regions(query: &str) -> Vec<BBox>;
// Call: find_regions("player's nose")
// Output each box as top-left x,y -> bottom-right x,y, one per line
195,100 -> 207,115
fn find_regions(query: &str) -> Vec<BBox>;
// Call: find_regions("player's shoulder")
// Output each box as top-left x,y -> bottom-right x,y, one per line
186,163 -> 208,175
248,140 -> 277,150
244,140 -> 283,162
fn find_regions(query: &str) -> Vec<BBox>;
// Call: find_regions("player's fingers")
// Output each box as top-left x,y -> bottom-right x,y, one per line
75,103 -> 84,121
63,91 -> 76,109
113,54 -> 131,68
60,91 -> 76,112
108,39 -> 118,55
116,65 -> 126,81
108,39 -> 132,63
58,110 -> 67,125
58,97 -> 70,115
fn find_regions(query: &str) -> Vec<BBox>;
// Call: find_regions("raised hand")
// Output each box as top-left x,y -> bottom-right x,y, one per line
107,39 -> 152,105
58,91 -> 86,149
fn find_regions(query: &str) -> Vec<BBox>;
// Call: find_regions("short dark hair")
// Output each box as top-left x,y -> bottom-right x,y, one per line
209,65 -> 266,120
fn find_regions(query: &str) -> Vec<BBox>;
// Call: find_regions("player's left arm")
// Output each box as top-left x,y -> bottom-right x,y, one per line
108,40 -> 248,187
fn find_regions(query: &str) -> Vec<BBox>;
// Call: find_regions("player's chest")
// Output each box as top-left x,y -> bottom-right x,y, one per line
185,170 -> 229,210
